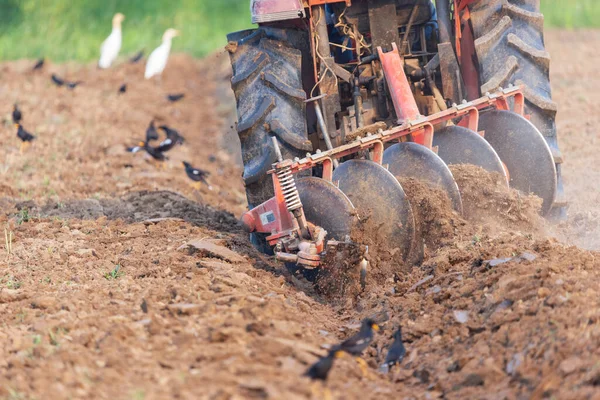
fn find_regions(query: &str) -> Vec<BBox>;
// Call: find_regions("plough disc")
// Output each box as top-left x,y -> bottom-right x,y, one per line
478,110 -> 557,215
383,142 -> 463,214
433,125 -> 508,185
332,159 -> 416,262
296,177 -> 355,240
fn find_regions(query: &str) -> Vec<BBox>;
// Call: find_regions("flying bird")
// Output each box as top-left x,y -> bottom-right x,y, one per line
118,83 -> 127,94
51,74 -> 81,89
51,74 -> 65,86
156,125 -> 185,153
32,58 -> 45,70
130,50 -> 144,64
380,328 -> 406,373
145,28 -> 180,79
99,13 -> 125,69
15,124 -> 35,154
66,81 -> 82,90
183,161 -> 212,190
12,104 -> 22,124
166,93 -> 185,102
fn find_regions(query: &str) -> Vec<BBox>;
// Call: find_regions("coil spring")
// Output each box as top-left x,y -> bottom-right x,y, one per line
277,165 -> 302,212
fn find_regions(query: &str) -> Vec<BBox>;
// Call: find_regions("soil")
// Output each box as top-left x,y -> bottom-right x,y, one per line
1,30 -> 600,400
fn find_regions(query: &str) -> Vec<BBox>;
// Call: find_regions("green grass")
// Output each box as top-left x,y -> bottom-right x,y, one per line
542,0 -> 600,29
0,0 -> 598,62
0,0 -> 252,62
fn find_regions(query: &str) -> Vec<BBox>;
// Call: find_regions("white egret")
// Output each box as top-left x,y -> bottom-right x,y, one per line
145,29 -> 180,79
99,13 -> 125,69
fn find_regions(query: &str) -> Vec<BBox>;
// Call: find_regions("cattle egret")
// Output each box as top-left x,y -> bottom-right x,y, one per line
99,13 -> 125,69
145,29 -> 180,79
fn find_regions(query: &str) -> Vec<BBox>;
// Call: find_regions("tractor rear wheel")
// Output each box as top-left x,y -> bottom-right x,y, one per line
469,0 -> 566,217
227,27 -> 312,209
227,27 -> 312,252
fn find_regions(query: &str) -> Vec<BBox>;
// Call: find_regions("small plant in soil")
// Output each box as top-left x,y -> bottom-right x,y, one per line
104,264 -> 124,280
16,208 -> 31,225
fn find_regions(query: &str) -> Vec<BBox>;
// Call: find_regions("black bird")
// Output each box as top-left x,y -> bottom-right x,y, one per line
127,141 -> 168,166
155,125 -> 184,153
51,74 -> 65,86
66,81 -> 82,90
380,328 -> 406,372
118,83 -> 127,94
146,120 -> 159,143
166,93 -> 185,102
183,161 -> 211,190
143,143 -> 168,162
336,318 -> 379,356
15,124 -> 35,153
32,58 -> 45,70
12,104 -> 22,124
130,50 -> 144,64
304,350 -> 341,381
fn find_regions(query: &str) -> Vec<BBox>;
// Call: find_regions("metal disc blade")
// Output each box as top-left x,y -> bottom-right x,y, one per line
433,125 -> 508,184
383,142 -> 463,214
297,177 -> 355,241
332,159 -> 415,261
479,110 -> 557,215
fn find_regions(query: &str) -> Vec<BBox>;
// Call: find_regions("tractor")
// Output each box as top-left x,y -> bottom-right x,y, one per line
226,0 -> 564,271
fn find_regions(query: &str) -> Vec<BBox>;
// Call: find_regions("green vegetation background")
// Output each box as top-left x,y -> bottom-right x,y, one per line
0,0 -> 593,62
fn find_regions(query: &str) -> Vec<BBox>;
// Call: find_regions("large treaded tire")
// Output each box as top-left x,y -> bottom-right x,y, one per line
227,27 -> 312,209
469,0 -> 566,217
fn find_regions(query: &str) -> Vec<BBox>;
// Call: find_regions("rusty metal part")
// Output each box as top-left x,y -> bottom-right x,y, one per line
478,110 -> 557,215
296,177 -> 356,241
275,160 -> 310,239
435,0 -> 452,43
400,4 -> 420,55
368,0 -> 400,51
332,159 -> 416,262
306,96 -> 339,168
285,87 -> 524,178
383,142 -> 463,214
438,42 -> 465,104
344,122 -> 388,143
378,43 -> 421,125
433,125 -> 508,185
313,5 -> 343,146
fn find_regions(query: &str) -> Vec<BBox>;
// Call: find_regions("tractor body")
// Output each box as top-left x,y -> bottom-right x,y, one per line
227,0 -> 563,271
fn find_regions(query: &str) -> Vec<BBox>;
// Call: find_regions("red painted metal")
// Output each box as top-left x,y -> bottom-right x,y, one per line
308,0 -> 351,5
377,43 -> 421,124
240,87 -> 526,263
251,0 -> 304,23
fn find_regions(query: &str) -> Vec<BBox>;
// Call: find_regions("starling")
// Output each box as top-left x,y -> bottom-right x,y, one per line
15,124 -> 35,154
127,141 -> 167,163
12,104 -> 22,124
130,50 -> 144,64
66,81 -> 82,90
336,318 -> 379,356
183,161 -> 211,190
155,125 -> 184,153
51,74 -> 65,86
380,328 -> 406,372
118,83 -> 127,94
304,350 -> 341,381
32,58 -> 45,70
166,93 -> 185,102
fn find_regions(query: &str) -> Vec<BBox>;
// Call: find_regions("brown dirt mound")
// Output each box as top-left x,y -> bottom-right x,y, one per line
398,177 -> 468,251
450,164 -> 543,233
